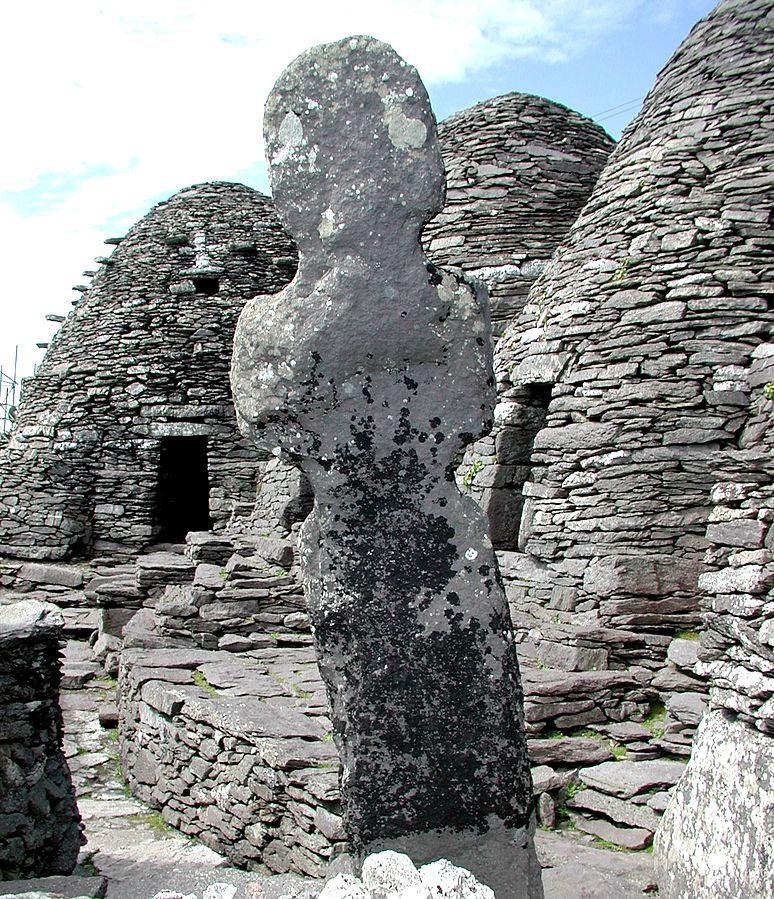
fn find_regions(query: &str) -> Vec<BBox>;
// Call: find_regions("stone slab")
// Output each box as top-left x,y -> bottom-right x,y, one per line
528,738 -> 614,767
568,788 -> 661,833
570,814 -> 653,851
0,876 -> 106,897
579,760 -> 686,799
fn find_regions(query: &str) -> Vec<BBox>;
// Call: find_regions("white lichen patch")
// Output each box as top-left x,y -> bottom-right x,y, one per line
383,106 -> 427,150
319,207 -> 336,239
272,111 -> 305,166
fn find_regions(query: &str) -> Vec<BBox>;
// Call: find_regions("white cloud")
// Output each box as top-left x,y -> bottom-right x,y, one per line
0,0 -> 670,380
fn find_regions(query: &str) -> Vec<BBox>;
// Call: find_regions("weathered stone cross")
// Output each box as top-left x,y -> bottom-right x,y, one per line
232,35 -> 541,898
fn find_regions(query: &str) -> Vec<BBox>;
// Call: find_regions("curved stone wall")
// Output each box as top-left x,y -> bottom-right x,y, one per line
422,92 -> 613,337
0,182 -> 296,561
485,0 -> 773,637
655,344 -> 773,898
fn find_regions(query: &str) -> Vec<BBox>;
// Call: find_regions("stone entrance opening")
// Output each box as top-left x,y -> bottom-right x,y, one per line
488,381 -> 552,550
156,436 -> 212,541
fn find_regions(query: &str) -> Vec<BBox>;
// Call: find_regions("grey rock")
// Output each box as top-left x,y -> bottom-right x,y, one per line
17,563 -> 85,588
656,710 -> 774,899
568,788 -> 661,833
583,556 -> 702,599
0,876 -> 106,897
666,692 -> 707,728
231,35 -> 538,898
528,738 -> 614,767
0,599 -> 64,644
666,638 -> 699,671
570,815 -> 652,851
579,760 -> 686,799
530,765 -> 564,794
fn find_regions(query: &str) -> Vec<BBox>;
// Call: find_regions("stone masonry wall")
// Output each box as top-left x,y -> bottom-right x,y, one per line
118,647 -> 345,877
654,335 -> 774,899
0,182 -> 296,561
0,600 -> 82,879
482,0 -> 774,640
422,92 -> 613,337
696,341 -> 774,732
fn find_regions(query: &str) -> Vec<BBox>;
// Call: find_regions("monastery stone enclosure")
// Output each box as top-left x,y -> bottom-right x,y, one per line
0,1 -> 773,896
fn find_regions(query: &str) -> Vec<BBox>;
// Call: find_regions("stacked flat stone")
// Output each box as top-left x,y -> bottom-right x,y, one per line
695,342 -> 774,732
656,345 -> 773,895
483,0 -> 774,647
118,646 -> 344,877
246,458 -> 314,538
154,539 -> 311,650
422,92 -> 613,337
0,182 -> 296,561
0,600 -> 82,878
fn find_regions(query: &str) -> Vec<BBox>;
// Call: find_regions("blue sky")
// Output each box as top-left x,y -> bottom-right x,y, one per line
0,0 -> 717,385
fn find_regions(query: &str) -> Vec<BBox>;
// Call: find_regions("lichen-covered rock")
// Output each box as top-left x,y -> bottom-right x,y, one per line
232,34 -> 540,899
655,710 -> 774,898
318,853 -> 494,899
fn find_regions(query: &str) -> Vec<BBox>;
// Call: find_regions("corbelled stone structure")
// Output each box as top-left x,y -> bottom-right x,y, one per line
232,36 -> 541,899
485,0 -> 774,654
0,600 -> 82,878
655,341 -> 774,898
0,182 -> 296,562
422,92 -> 613,337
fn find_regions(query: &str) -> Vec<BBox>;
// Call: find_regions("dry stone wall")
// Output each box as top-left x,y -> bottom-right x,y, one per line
0,182 -> 296,562
655,343 -> 774,897
118,646 -> 345,877
482,0 -> 774,645
0,600 -> 82,879
422,92 -> 613,338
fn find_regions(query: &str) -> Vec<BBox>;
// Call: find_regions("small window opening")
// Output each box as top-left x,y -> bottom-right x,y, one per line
156,436 -> 212,542
193,277 -> 219,295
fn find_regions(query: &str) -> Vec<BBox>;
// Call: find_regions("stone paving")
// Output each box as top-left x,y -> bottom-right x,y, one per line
0,639 -> 656,899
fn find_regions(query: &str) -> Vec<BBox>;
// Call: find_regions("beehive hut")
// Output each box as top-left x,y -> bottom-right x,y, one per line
0,182 -> 296,561
422,92 -> 614,337
484,0 -> 773,664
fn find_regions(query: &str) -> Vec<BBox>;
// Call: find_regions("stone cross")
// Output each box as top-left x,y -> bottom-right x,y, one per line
232,36 -> 541,899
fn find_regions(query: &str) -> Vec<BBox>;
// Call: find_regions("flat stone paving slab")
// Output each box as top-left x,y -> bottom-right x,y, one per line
0,875 -> 106,897
536,830 -> 657,898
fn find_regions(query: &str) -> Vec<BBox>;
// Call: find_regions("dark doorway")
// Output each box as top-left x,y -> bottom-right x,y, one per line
490,381 -> 553,550
156,436 -> 212,542
193,277 -> 219,295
